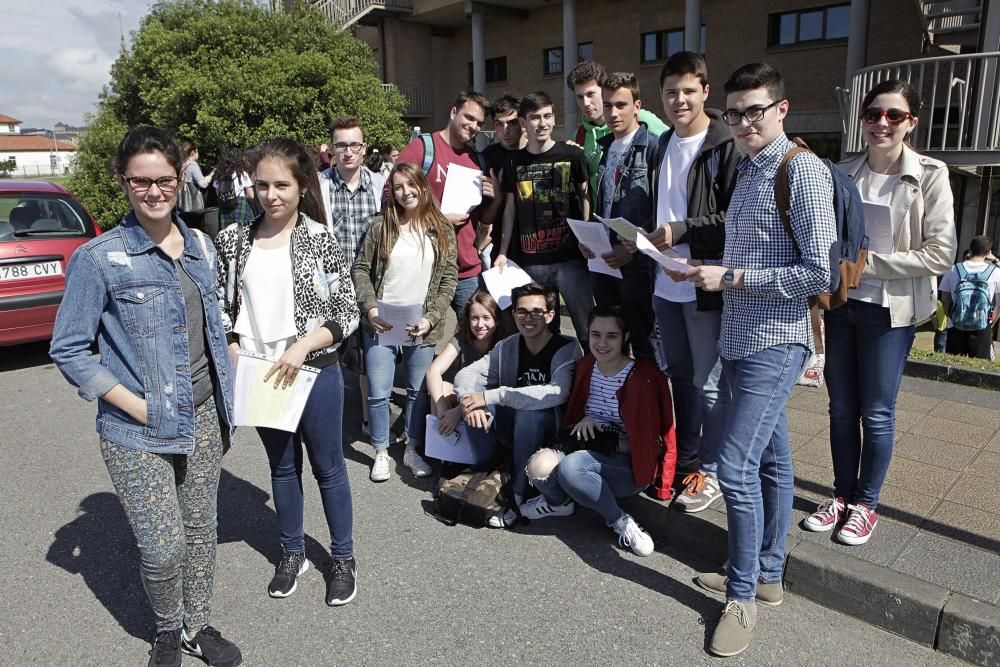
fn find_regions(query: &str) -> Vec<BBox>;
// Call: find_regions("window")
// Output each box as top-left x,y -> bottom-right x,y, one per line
467,56 -> 508,86
543,42 -> 595,76
640,26 -> 705,64
770,4 -> 851,46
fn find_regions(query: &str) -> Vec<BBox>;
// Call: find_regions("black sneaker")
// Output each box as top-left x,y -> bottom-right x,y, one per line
181,625 -> 243,667
268,551 -> 309,598
326,557 -> 357,606
148,629 -> 182,667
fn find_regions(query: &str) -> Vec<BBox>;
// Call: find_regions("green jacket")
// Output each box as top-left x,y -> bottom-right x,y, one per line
352,215 -> 458,347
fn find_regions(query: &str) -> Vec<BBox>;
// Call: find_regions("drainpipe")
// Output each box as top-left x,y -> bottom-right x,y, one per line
684,0 -> 700,52
563,0 -> 577,138
845,0 -> 869,88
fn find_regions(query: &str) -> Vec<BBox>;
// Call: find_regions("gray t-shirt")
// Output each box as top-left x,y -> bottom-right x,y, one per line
175,259 -> 214,406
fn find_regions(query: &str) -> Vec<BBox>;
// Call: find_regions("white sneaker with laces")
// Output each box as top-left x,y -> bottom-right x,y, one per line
403,449 -> 432,477
518,495 -> 574,520
370,451 -> 391,482
487,508 -> 518,528
612,513 -> 654,556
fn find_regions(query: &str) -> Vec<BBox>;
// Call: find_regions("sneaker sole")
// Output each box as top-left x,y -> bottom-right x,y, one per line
709,641 -> 752,658
327,584 -> 358,607
406,466 -> 432,478
676,495 -> 722,513
801,517 -> 839,532
268,560 -> 310,598
695,576 -> 783,607
836,520 -> 877,546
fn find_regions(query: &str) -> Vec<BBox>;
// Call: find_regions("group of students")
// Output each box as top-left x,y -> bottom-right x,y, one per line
48,48 -> 964,665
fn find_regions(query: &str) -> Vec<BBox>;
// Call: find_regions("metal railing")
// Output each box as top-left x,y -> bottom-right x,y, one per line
841,52 -> 1000,166
309,0 -> 413,29
381,83 -> 433,116
917,0 -> 981,35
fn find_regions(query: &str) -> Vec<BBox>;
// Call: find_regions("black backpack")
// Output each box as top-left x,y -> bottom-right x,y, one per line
216,177 -> 239,213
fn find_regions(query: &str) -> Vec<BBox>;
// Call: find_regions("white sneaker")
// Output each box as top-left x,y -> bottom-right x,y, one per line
518,495 -> 574,520
403,449 -> 432,477
487,508 -> 517,528
612,513 -> 654,556
370,451 -> 391,482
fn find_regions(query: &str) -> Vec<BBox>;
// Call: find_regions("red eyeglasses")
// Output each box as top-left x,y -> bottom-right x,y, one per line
860,107 -> 914,125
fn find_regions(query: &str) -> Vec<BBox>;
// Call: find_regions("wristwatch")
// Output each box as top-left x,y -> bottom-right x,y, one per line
722,269 -> 735,289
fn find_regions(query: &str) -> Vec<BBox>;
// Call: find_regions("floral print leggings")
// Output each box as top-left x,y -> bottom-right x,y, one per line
100,397 -> 223,633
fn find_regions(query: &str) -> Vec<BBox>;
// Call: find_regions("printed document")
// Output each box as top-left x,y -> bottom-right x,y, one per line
567,218 -> 621,279
595,215 -> 641,242
233,351 -> 319,432
424,415 -> 493,464
440,163 -> 483,215
481,259 -> 533,309
636,232 -> 692,273
377,301 -> 424,346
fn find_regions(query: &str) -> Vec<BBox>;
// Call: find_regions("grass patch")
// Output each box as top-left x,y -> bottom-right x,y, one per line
908,347 -> 1000,373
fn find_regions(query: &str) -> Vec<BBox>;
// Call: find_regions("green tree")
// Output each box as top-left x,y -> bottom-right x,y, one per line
69,0 -> 408,227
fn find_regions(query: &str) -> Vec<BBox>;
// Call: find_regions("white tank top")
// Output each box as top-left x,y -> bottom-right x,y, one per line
233,242 -> 299,358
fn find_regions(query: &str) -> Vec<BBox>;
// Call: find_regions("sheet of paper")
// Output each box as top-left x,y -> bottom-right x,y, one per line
861,202 -> 893,289
567,218 -> 622,279
233,351 -> 320,432
440,163 -> 483,215
377,301 -> 424,346
595,214 -> 641,242
481,260 -> 533,309
636,232 -> 693,273
424,415 -> 494,465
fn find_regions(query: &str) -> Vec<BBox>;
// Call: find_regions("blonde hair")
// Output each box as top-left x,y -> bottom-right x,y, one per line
381,162 -> 452,264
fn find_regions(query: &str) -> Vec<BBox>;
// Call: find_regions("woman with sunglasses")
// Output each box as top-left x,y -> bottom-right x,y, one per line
50,127 -> 243,666
803,79 -> 956,545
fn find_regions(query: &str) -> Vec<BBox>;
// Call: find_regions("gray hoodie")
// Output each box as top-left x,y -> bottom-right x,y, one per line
454,333 -> 582,410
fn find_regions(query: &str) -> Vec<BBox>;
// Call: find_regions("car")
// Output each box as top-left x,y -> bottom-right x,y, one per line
0,180 -> 101,347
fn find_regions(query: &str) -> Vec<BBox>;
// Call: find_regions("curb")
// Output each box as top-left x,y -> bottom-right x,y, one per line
904,358 -> 1000,391
640,502 -> 1000,667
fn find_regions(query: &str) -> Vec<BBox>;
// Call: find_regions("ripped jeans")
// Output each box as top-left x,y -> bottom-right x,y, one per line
527,448 -> 643,524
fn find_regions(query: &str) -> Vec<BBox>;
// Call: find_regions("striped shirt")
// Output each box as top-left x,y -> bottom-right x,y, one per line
717,134 -> 836,360
584,360 -> 634,432
327,167 -> 379,261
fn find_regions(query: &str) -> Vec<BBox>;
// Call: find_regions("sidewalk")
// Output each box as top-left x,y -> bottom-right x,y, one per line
636,375 -> 1000,666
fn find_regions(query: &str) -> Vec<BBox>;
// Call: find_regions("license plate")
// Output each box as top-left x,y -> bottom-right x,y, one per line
0,261 -> 63,282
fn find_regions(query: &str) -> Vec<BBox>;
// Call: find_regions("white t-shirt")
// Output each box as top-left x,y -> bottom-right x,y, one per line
213,171 -> 253,198
850,163 -> 901,306
233,242 -> 298,358
654,129 -> 706,302
381,227 -> 435,306
601,128 -> 639,219
939,260 -> 1000,327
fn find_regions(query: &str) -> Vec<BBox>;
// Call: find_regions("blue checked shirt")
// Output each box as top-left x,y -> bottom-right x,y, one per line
717,134 -> 836,360
326,167 -> 379,261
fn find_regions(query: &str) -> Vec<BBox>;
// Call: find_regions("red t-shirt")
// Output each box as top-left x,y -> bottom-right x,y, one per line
395,132 -> 483,279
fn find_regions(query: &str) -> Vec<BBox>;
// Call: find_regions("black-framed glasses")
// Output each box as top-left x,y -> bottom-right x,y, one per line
124,175 -> 179,193
333,142 -> 365,153
514,308 -> 550,320
721,100 -> 782,126
860,107 -> 914,125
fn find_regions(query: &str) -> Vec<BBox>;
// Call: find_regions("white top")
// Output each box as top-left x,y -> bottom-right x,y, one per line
213,171 -> 253,198
233,242 -> 299,358
654,129 -> 706,302
381,227 -> 435,306
601,128 -> 639,219
850,163 -> 901,306
584,360 -> 634,432
939,260 -> 1000,328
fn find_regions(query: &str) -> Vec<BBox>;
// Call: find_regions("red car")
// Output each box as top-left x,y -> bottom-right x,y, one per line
0,180 -> 101,346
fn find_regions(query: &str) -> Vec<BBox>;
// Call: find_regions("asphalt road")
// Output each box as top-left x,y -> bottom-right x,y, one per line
0,341 -> 962,666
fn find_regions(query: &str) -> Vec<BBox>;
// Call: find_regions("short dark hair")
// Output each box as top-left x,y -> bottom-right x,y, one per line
330,116 -> 364,137
723,62 -> 785,102
512,281 -> 558,313
602,72 -> 640,102
518,91 -> 554,118
566,61 -> 607,90
860,79 -> 922,117
970,234 -> 993,257
452,90 -> 491,115
659,51 -> 709,89
113,126 -> 183,176
490,93 -> 521,119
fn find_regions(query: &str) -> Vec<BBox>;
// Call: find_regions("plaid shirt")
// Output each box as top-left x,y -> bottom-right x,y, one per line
326,167 -> 379,261
717,134 -> 836,360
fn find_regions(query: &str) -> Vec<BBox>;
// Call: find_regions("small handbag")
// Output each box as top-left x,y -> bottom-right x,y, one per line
554,422 -> 621,457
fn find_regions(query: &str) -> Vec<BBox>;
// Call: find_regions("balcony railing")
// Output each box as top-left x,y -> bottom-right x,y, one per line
382,83 -> 433,117
840,52 -> 1000,166
310,0 -> 413,29
918,0 -> 981,36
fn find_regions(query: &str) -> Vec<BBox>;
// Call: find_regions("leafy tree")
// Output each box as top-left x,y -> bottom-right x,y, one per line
0,157 -> 15,178
69,0 -> 408,227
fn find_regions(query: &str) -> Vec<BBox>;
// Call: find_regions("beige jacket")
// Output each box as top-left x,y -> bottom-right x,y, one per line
837,146 -> 958,327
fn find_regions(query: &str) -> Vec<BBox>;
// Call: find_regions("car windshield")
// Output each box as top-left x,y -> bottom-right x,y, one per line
0,193 -> 92,241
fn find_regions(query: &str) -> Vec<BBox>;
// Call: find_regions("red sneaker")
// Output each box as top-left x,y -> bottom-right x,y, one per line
837,504 -> 878,545
803,497 -> 845,532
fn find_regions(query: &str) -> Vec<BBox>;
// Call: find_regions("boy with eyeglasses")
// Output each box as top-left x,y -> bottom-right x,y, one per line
454,282 -> 582,517
673,63 -> 835,657
319,116 -> 380,261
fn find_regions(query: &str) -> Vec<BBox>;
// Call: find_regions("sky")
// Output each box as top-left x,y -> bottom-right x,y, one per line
3,0 -> 156,128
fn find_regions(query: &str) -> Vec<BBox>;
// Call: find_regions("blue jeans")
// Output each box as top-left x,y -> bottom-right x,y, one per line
452,276 -> 481,316
592,266 -> 657,362
493,405 -> 558,503
362,333 -> 437,450
257,364 -> 353,558
718,343 -> 808,602
824,300 -> 915,509
653,297 -> 727,475
523,259 -> 595,352
530,449 -> 644,524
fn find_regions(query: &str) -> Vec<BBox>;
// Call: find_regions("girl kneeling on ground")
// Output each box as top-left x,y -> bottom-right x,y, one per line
520,305 -> 676,556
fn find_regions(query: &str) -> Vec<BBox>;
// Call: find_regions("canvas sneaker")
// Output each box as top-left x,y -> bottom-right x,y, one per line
519,496 -> 575,521
837,503 -> 878,545
181,626 -> 243,667
709,600 -> 757,657
268,551 -> 308,598
326,557 -> 358,606
370,451 -> 391,482
148,628 -> 182,667
695,571 -> 783,607
803,496 -> 846,532
675,472 -> 722,513
403,449 -> 433,477
612,513 -> 654,556
487,508 -> 518,528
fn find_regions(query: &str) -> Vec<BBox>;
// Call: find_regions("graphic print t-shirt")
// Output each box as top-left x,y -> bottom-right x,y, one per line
516,334 -> 571,388
502,142 -> 588,265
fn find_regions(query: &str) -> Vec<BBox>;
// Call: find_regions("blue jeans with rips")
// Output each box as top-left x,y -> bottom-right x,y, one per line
529,449 -> 644,524
492,405 -> 558,504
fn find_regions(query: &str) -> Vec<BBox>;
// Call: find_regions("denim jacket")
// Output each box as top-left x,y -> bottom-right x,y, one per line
596,122 -> 657,272
50,213 -> 235,455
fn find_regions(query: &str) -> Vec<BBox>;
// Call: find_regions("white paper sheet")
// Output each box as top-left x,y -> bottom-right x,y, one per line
481,260 -> 533,310
861,202 -> 893,289
440,163 -> 483,215
424,415 -> 493,464
567,218 -> 622,279
233,351 -> 320,432
595,214 -> 641,242
376,301 -> 424,346
636,232 -> 693,273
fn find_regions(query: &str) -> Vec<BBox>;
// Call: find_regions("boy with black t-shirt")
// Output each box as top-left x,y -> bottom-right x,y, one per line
455,282 -> 582,511
495,91 -> 594,350
481,94 -> 527,266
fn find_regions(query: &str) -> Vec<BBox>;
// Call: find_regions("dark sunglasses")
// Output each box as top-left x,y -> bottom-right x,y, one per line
860,107 -> 913,125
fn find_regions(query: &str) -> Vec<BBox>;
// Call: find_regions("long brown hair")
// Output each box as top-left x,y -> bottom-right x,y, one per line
380,162 -> 452,264
457,289 -> 509,346
247,138 -> 326,225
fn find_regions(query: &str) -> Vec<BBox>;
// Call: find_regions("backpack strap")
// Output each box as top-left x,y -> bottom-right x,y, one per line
420,133 -> 435,175
575,124 -> 586,147
956,263 -> 968,282
774,144 -> 813,244
192,227 -> 210,261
